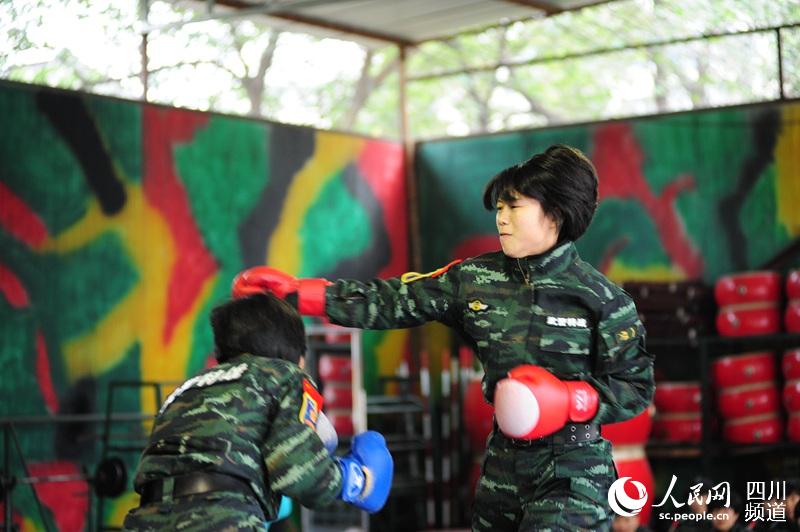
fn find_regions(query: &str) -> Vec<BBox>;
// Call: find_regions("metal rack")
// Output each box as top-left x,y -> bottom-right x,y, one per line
301,324 -> 369,532
647,332 -> 800,476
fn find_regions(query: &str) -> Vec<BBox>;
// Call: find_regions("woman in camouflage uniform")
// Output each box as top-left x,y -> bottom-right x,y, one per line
234,144 -> 655,531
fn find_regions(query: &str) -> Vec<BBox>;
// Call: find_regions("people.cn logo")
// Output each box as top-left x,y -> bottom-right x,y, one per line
607,476 -> 648,517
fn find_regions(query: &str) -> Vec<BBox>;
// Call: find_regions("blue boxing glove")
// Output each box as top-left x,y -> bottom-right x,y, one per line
336,431 -> 393,513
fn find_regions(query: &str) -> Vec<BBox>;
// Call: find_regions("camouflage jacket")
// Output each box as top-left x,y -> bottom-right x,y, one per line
134,355 -> 341,517
326,241 -> 654,424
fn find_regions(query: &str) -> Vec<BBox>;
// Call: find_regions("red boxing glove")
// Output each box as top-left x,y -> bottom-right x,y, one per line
494,364 -> 599,440
231,266 -> 331,317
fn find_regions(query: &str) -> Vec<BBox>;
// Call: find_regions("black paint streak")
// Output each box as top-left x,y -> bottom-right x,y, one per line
238,125 -> 315,267
718,109 -> 781,270
36,92 -> 126,215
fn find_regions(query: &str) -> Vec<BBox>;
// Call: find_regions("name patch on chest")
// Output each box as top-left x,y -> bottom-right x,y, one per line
546,316 -> 588,328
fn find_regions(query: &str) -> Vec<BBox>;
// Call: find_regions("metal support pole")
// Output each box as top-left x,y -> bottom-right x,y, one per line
776,28 -> 785,100
699,338 -> 712,477
3,426 -> 10,532
139,0 -> 150,101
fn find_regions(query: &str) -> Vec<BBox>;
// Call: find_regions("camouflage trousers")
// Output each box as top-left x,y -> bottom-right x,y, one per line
122,490 -> 267,531
472,432 -> 617,532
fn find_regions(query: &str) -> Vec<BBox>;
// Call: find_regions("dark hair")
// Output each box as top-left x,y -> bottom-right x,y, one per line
210,293 -> 306,364
482,144 -> 599,242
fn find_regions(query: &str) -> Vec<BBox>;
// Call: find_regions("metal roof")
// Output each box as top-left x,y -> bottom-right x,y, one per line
209,0 -> 617,46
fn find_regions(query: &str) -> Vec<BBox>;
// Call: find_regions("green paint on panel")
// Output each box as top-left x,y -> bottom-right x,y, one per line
0,299 -> 40,416
87,97 -> 142,183
299,172 -> 371,277
417,128 -> 590,269
175,115 -> 270,269
633,110 -> 755,280
33,232 -> 138,345
0,84 -> 90,234
361,330 -> 384,395
579,199 -> 670,269
741,164 -> 789,267
174,115 -> 270,372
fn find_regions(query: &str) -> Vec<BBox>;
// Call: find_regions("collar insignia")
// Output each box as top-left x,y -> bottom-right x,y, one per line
468,299 -> 489,312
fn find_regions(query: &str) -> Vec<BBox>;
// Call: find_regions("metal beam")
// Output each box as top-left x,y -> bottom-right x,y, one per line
140,0 -> 351,35
268,11 -> 416,46
500,0 -> 562,16
409,21 -> 800,82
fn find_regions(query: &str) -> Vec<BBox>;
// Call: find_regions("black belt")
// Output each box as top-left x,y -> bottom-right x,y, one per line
140,472 -> 252,505
495,422 -> 601,447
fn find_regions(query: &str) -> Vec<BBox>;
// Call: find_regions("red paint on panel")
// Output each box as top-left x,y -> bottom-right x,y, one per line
35,330 -> 59,414
142,107 -> 218,343
357,140 -> 408,277
28,461 -> 88,532
452,235 -> 501,261
0,262 -> 29,308
0,181 -> 48,247
593,124 -> 704,277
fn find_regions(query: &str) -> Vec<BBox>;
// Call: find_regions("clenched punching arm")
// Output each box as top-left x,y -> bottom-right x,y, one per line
232,262 -> 464,330
232,267 -> 331,317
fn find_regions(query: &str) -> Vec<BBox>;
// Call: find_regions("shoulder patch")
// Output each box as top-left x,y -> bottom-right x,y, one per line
401,259 -> 462,284
616,326 -> 638,343
299,379 -> 323,429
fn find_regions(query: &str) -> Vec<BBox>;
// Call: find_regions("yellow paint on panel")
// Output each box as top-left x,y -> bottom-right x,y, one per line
776,104 -> 800,236
267,132 -> 364,273
374,329 -> 408,389
107,490 -> 140,529
604,260 -> 685,284
17,517 -> 36,532
48,181 -> 217,416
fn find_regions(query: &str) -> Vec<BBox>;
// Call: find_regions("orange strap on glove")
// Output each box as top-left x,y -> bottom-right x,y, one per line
231,266 -> 331,317
494,364 -> 598,440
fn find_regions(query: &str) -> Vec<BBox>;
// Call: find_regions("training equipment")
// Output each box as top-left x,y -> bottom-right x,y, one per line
652,413 -> 702,443
784,349 -> 800,380
612,446 -> 655,523
712,352 -> 775,388
788,413 -> 800,442
494,364 -> 598,439
653,381 -> 701,413
336,431 -> 393,513
714,271 -> 781,306
601,405 -> 654,446
717,383 -> 780,418
231,266 -> 331,316
786,301 -> 800,333
786,270 -> 800,299
316,412 -> 339,454
716,306 -> 781,337
723,413 -> 782,444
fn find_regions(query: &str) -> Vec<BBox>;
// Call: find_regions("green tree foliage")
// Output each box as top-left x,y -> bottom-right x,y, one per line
1,0 -> 798,139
